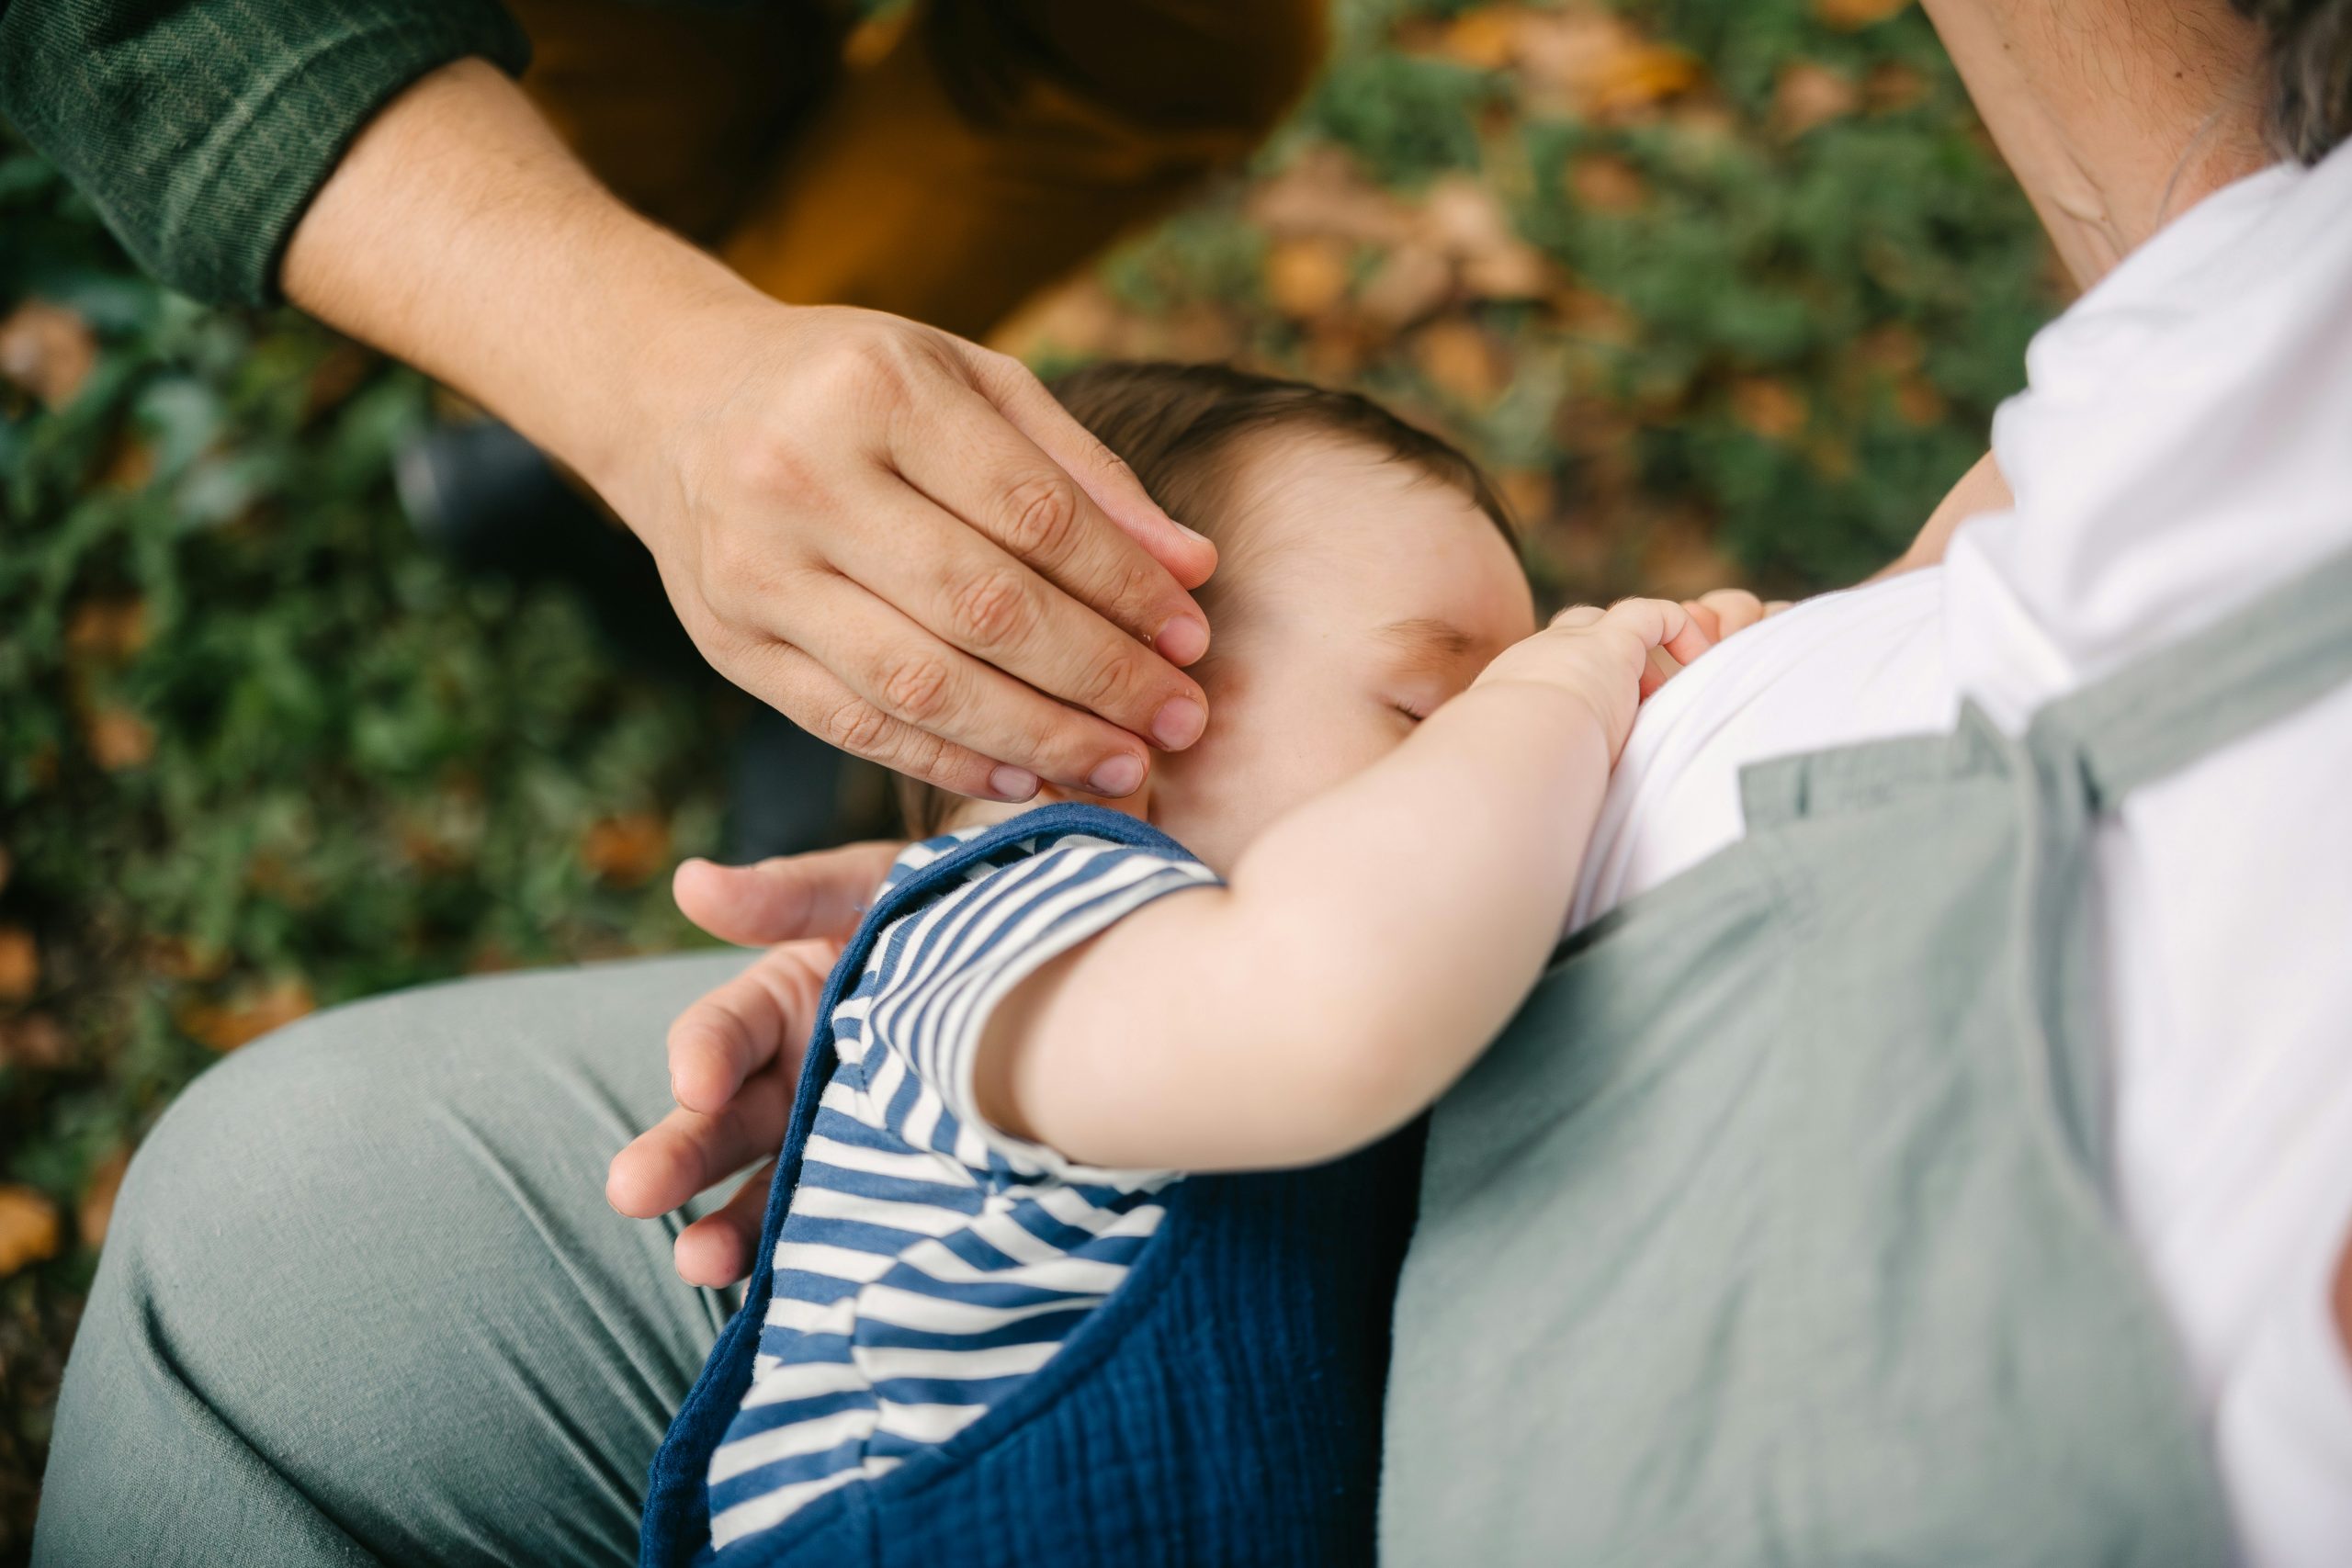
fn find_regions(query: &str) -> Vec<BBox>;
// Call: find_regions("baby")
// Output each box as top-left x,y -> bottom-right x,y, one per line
641,362 -> 1730,1567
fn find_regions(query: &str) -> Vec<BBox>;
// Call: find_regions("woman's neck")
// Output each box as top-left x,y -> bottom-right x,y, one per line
1922,0 -> 2275,288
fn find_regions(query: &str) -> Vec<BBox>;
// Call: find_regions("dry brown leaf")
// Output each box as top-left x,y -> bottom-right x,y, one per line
1566,152 -> 1649,214
0,1013 -> 72,1070
98,435 -> 157,492
1511,7 -> 1703,118
1863,61 -> 1931,113
0,299 -> 96,408
0,927 -> 36,1002
1815,0 -> 1914,29
1553,285 -> 1639,347
1465,246 -> 1551,299
66,597 -> 151,663
582,813 -> 671,887
78,1146 -> 130,1251
1437,6 -> 1522,70
1856,321 -> 1927,374
1301,317 -> 1379,382
176,977 -> 316,1053
1359,244 -> 1455,328
0,1186 -> 61,1278
1895,376 -> 1949,425
988,277 -> 1129,361
1246,147 -> 1414,247
1497,468 -> 1557,526
1264,237 -> 1355,319
1414,319 -> 1507,407
84,706 -> 156,771
1731,378 -> 1810,442
1774,62 -> 1860,138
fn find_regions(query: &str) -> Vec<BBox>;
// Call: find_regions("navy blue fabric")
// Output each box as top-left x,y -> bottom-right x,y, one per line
640,804 -> 1421,1568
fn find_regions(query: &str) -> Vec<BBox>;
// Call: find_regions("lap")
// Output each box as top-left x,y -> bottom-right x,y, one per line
36,952 -> 755,1568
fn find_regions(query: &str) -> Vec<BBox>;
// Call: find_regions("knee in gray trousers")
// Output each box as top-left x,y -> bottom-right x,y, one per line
34,953 -> 753,1568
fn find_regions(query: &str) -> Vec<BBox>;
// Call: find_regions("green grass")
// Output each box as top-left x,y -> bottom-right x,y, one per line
0,0 -> 2056,1548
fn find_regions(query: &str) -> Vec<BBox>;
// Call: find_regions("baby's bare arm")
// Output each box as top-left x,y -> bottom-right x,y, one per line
972,601 -> 1713,1172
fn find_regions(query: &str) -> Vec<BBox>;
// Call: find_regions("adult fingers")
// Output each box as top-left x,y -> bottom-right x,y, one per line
673,844 -> 901,947
715,637 -> 1035,799
783,570 -> 1170,796
816,484 -> 1209,776
956,346 -> 1218,592
605,1065 -> 795,1220
888,374 -> 1213,669
663,941 -> 834,1114
673,1162 -> 775,1289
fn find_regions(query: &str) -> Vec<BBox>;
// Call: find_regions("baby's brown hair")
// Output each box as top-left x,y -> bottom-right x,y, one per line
899,361 -> 1517,836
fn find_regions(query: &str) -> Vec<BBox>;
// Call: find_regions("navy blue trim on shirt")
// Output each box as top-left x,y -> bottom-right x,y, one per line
639,805 -> 1198,1567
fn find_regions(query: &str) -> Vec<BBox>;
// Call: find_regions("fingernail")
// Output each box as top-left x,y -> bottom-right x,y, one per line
1155,615 -> 1209,665
1089,753 -> 1146,796
1172,518 -> 1213,546
989,765 -> 1040,802
1150,695 -> 1206,750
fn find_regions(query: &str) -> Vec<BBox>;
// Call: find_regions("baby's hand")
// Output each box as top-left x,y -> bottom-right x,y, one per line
1472,597 -> 1715,763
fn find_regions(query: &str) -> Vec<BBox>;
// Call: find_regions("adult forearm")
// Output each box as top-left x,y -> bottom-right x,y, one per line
281,58 -> 752,501
280,58 -> 1218,797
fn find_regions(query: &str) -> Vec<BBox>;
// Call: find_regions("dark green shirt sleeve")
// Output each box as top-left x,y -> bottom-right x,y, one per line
0,0 -> 531,305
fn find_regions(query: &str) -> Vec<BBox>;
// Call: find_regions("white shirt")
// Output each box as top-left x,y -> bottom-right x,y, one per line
1569,144 -> 2352,1565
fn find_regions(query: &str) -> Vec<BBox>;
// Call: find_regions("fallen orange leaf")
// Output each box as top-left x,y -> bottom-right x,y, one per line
1774,62 -> 1860,138
0,1186 -> 61,1278
1731,378 -> 1810,442
0,927 -> 36,1001
582,813 -> 672,887
0,1012 -> 72,1069
0,299 -> 96,409
1895,376 -> 1948,425
1566,152 -> 1649,214
176,977 -> 316,1053
1264,237 -> 1355,319
1415,319 -> 1508,407
66,597 -> 151,662
84,706 -> 156,770
1815,0 -> 1914,29
1507,7 -> 1705,118
1438,6 -> 1521,70
1359,244 -> 1455,328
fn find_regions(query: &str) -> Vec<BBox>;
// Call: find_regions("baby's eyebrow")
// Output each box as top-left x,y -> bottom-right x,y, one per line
1377,616 -> 1478,672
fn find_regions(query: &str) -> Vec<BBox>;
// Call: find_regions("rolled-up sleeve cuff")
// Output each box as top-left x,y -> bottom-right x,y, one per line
183,6 -> 532,305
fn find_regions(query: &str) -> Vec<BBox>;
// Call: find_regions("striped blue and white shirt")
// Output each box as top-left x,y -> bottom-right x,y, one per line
707,826 -> 1220,1555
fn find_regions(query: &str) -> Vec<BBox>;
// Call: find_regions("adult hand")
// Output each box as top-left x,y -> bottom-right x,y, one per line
604,301 -> 1217,802
605,842 -> 903,1288
284,62 -> 1216,805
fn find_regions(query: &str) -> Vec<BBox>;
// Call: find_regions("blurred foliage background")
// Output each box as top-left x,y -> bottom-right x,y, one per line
0,0 -> 2057,1550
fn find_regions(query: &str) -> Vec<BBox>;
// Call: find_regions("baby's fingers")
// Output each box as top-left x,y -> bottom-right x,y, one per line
1601,596 -> 1713,668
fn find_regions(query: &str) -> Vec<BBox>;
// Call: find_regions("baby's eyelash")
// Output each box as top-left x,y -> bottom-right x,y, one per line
1391,701 -> 1430,723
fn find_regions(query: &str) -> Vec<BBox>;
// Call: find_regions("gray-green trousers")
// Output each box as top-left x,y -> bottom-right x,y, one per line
33,953 -> 757,1567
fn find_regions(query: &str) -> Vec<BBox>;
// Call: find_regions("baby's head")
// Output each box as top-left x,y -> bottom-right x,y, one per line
906,362 -> 1536,871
